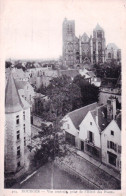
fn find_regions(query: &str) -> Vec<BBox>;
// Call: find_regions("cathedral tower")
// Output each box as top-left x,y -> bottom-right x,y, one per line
62,18 -> 77,67
93,24 -> 106,64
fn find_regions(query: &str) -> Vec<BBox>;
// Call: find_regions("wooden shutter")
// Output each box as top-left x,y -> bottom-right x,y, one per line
107,140 -> 110,148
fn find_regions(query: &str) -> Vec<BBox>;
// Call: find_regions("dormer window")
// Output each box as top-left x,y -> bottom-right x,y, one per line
111,130 -> 114,136
90,122 -> 92,125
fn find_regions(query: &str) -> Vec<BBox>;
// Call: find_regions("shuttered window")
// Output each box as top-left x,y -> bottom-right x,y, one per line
107,141 -> 118,152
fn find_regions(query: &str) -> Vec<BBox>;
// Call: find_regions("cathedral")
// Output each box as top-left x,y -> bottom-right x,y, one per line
62,18 -> 121,67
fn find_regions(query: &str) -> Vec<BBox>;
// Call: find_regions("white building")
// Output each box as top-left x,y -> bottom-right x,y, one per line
5,73 -> 31,178
101,114 -> 121,171
62,103 -> 97,148
79,104 -> 108,160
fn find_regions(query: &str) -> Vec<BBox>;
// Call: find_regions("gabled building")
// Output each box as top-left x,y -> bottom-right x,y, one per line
5,73 -> 31,178
62,103 -> 98,148
101,113 -> 121,171
79,104 -> 108,160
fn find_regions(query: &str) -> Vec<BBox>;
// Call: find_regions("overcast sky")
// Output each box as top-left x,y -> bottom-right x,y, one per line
1,0 -> 126,59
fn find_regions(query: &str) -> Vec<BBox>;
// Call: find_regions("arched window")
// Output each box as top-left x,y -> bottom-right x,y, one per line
108,53 -> 111,58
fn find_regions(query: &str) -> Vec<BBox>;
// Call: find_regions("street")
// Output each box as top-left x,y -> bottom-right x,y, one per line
12,162 -> 96,189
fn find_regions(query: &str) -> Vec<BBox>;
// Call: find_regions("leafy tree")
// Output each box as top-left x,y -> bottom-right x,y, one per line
73,74 -> 100,106
46,75 -> 82,117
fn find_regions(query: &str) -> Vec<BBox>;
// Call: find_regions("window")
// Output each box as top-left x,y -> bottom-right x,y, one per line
90,122 -> 92,125
17,161 -> 20,168
107,141 -> 117,152
88,131 -> 94,143
110,141 -> 114,150
111,130 -> 114,136
23,124 -> 25,133
17,130 -> 20,140
67,124 -> 69,129
16,115 -> 19,125
17,146 -> 20,157
24,137 -> 26,146
23,111 -> 25,120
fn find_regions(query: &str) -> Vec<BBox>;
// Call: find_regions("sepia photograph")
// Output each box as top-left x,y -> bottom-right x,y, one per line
0,0 -> 126,194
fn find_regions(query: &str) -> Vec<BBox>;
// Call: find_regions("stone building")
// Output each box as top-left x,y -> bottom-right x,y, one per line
105,43 -> 121,63
5,73 -> 31,178
62,18 -> 121,68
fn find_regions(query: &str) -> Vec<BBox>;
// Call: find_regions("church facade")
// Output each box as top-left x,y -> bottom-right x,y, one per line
62,18 -> 121,67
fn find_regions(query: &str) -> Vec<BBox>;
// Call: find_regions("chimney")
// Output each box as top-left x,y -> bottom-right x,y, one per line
107,97 -> 116,122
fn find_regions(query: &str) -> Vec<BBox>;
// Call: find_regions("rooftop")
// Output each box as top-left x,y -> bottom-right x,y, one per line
91,105 -> 108,131
5,73 -> 30,113
107,43 -> 119,50
68,102 -> 98,129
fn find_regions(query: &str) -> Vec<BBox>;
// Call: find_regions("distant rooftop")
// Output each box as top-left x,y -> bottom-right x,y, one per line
107,43 -> 119,50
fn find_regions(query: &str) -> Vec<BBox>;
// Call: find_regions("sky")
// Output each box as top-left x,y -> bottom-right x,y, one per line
1,0 -> 126,60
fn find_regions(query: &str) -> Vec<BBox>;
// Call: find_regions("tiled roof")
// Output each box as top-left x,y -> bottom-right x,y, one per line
20,96 -> 30,109
68,102 -> 98,129
116,113 -> 121,130
91,105 -> 109,131
5,73 -> 24,113
5,73 -> 30,113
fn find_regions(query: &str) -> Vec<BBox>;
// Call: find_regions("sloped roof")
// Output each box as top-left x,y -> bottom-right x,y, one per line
59,69 -> 79,78
20,96 -> 31,109
68,102 -> 98,129
107,43 -> 119,50
91,105 -> 109,131
116,112 -> 121,129
94,23 -> 104,31
5,73 -> 30,113
5,73 -> 24,113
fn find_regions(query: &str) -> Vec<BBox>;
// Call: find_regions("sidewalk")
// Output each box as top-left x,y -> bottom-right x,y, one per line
66,145 -> 121,181
58,151 -> 121,189
77,150 -> 121,181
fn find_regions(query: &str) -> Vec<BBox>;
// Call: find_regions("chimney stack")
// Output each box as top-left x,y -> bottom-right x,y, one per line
107,97 -> 116,122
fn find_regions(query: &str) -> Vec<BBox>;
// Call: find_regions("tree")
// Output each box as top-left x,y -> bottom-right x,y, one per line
46,75 -> 82,117
73,74 -> 100,106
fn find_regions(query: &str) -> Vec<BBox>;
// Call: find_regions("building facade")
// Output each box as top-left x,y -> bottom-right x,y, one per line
5,73 -> 31,178
62,18 -> 121,67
